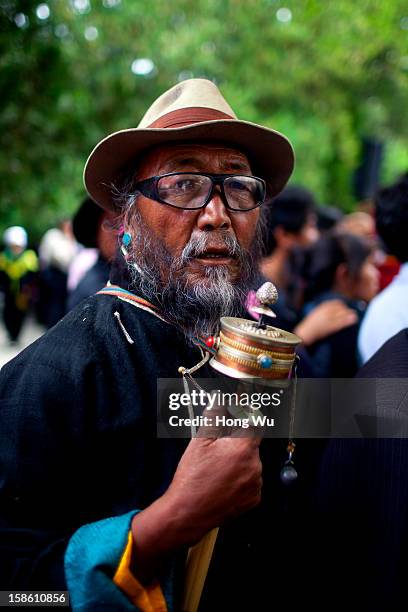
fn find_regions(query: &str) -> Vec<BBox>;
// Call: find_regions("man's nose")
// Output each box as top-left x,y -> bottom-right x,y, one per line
196,189 -> 232,231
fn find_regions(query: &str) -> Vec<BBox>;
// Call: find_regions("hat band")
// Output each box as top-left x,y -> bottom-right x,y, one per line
147,107 -> 234,129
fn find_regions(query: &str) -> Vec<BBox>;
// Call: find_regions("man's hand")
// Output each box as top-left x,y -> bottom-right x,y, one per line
167,435 -> 262,538
130,435 -> 262,583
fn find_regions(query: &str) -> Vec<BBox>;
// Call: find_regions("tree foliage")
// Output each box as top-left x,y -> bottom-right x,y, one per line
1,0 -> 407,239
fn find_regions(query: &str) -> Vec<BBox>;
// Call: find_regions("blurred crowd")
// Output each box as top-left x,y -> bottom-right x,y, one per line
1,170 -> 407,378
254,172 -> 408,377
0,198 -> 116,347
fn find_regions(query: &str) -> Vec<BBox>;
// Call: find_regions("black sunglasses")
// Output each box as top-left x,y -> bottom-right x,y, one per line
134,172 -> 266,212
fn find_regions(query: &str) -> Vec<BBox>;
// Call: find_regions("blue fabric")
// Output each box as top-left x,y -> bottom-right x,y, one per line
64,510 -> 139,611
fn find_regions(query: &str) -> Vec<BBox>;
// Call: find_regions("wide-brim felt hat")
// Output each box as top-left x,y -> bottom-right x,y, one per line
84,78 -> 295,212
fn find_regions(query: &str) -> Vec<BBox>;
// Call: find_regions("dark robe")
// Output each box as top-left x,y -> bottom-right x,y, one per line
0,267 -> 325,609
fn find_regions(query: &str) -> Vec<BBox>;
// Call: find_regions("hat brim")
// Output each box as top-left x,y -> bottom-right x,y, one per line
84,119 -> 295,212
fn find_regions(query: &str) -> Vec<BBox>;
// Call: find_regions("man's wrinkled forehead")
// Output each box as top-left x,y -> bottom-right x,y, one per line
137,142 -> 253,180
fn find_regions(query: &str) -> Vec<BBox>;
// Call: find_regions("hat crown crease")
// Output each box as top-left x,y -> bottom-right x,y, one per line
138,78 -> 237,128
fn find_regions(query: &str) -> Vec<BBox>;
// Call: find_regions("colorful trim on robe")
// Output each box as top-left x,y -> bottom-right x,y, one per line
64,510 -> 166,611
98,285 -> 160,312
113,531 -> 167,611
65,511 -> 139,610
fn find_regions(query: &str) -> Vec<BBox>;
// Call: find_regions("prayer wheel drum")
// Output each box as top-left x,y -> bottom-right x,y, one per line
209,316 -> 301,380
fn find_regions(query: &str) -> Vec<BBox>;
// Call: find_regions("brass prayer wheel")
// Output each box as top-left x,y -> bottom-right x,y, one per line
209,316 -> 301,380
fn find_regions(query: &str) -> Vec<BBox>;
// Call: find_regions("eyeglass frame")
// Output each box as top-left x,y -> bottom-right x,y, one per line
133,172 -> 267,212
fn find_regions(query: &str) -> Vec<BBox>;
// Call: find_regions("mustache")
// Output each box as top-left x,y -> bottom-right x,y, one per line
177,231 -> 243,263
122,208 -> 265,338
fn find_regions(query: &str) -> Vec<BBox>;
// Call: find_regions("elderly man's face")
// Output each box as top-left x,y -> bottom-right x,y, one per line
134,143 -> 260,283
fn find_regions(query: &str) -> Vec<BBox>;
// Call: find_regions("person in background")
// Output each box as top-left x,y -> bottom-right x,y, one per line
67,197 -> 116,311
260,185 -> 320,330
358,172 -> 408,363
0,226 -> 38,344
338,207 -> 399,291
38,218 -> 78,328
337,210 -> 376,239
261,185 -> 319,288
302,232 -> 379,376
254,188 -> 357,373
316,204 -> 344,233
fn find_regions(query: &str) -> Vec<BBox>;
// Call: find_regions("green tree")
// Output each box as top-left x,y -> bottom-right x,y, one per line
1,0 -> 407,239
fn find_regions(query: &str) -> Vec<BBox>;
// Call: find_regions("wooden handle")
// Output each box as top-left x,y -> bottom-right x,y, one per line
181,527 -> 219,612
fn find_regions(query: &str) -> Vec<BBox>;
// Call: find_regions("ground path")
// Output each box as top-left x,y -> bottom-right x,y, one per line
0,317 -> 45,369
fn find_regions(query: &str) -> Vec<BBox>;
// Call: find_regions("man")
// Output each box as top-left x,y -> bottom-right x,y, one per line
1,79 -> 307,610
358,173 -> 408,363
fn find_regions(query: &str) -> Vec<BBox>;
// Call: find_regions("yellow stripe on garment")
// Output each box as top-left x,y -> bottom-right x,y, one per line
113,531 -> 167,612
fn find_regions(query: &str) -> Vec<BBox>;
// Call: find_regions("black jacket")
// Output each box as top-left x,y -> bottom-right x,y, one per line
0,282 -> 326,609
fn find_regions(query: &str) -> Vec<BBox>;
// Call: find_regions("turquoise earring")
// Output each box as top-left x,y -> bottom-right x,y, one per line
121,232 -> 132,259
122,232 -> 132,247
